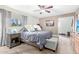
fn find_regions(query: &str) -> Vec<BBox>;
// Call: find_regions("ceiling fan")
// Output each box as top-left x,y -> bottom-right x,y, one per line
34,5 -> 53,14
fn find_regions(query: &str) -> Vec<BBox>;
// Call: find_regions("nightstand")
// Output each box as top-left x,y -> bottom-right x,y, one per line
7,32 -> 21,48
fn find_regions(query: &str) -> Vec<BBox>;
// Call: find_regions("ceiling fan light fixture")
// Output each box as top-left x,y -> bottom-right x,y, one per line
34,5 -> 53,14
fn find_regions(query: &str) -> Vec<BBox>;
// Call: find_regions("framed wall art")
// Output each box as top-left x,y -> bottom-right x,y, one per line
46,20 -> 54,27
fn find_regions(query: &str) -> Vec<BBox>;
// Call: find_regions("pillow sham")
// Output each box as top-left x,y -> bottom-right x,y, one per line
20,27 -> 28,32
24,25 -> 35,32
33,25 -> 42,31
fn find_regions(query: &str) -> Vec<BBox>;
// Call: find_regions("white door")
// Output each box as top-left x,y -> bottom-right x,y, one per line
0,13 -> 2,44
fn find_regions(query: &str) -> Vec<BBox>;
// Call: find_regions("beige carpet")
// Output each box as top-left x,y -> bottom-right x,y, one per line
0,36 -> 75,54
0,44 -> 55,54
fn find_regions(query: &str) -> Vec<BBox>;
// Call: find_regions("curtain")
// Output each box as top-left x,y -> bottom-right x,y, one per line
0,9 -> 11,46
0,9 -> 6,46
0,9 -> 26,46
0,11 -> 2,45
22,15 -> 27,25
5,11 -> 11,45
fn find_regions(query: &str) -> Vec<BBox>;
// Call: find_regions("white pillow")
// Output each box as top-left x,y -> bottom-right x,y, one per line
25,25 -> 35,32
33,25 -> 42,31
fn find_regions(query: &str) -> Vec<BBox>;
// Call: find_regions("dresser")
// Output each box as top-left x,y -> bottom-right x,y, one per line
7,32 -> 21,48
71,33 -> 79,53
74,34 -> 79,53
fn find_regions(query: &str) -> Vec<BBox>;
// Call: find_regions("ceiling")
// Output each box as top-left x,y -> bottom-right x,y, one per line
8,5 -> 79,18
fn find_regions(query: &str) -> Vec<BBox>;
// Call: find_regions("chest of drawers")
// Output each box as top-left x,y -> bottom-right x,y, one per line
71,33 -> 79,53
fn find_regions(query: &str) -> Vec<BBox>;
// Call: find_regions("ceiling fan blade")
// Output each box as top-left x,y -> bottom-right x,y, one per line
45,10 -> 51,13
38,5 -> 45,9
45,6 -> 53,9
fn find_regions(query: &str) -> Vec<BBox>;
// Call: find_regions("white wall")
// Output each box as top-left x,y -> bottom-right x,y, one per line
27,16 -> 39,25
0,5 -> 39,26
58,16 -> 74,34
39,16 -> 58,34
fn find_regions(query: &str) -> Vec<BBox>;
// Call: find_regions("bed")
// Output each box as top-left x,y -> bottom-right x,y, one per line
21,31 -> 52,50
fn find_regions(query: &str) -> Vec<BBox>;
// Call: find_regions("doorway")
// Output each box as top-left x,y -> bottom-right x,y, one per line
58,16 -> 73,36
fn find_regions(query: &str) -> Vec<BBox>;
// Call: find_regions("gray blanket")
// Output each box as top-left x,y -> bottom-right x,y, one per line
21,31 -> 52,49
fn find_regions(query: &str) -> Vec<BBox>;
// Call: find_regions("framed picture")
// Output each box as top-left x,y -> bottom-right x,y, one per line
46,20 -> 54,26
